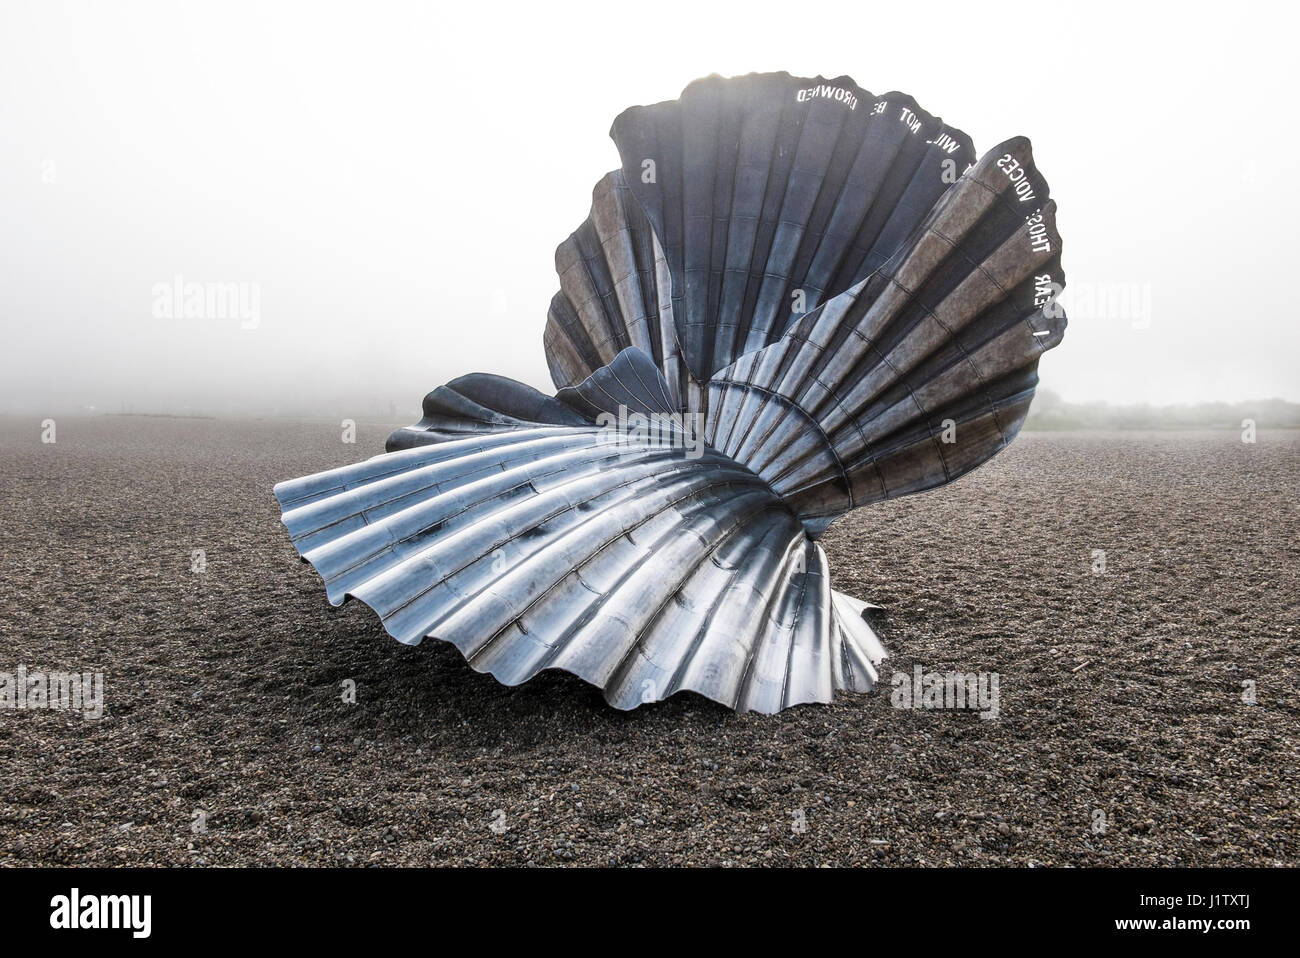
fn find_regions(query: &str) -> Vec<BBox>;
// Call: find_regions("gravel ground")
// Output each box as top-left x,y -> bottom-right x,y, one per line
1,416 -> 1296,866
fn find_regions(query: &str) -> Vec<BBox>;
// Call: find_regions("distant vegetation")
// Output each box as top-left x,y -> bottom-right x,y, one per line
1024,391 -> 1300,430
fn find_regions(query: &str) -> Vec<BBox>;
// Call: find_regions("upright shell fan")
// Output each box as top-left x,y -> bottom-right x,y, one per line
274,72 -> 1066,714
545,74 -> 977,411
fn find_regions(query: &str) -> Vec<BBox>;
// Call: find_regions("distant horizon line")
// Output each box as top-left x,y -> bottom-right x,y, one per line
1,392 -> 1298,420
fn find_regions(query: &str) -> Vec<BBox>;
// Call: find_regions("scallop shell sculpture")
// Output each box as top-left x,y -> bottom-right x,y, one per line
274,72 -> 1066,714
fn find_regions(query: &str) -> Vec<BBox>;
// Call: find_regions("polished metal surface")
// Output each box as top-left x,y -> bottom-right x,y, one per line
274,71 -> 1066,713
276,426 -> 885,713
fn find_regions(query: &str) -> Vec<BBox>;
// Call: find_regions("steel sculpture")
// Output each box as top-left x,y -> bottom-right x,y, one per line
274,72 -> 1067,713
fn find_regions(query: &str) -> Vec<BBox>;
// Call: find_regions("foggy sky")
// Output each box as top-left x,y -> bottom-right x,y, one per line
2,0 -> 1296,418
